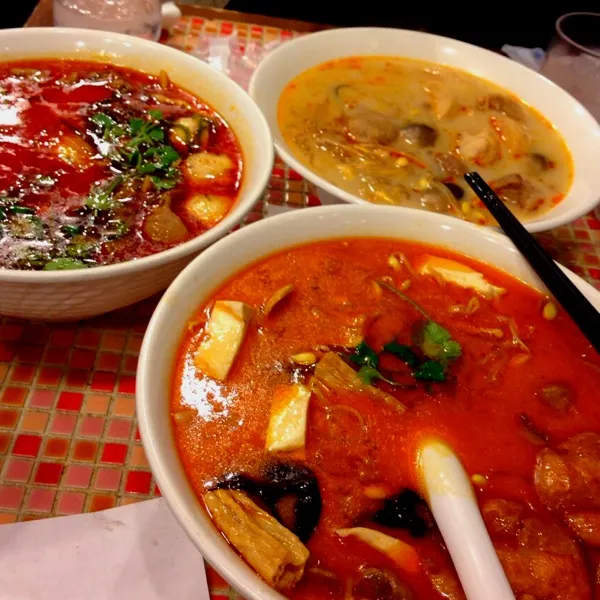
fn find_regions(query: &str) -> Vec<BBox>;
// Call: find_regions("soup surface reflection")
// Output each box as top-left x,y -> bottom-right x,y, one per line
278,57 -> 572,225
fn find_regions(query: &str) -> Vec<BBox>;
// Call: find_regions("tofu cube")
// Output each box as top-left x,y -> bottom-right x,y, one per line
417,254 -> 505,298
266,384 -> 311,453
194,300 -> 253,381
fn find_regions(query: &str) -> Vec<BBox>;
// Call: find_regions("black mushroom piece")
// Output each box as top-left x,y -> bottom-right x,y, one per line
346,110 -> 399,145
529,152 -> 553,173
477,94 -> 524,121
353,567 -> 413,600
435,152 -> 467,178
443,182 -> 465,200
372,489 -> 430,537
491,173 -> 541,212
208,462 -> 322,543
399,123 -> 438,147
537,383 -> 574,411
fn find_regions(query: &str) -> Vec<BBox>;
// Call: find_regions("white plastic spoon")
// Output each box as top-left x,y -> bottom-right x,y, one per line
417,438 -> 515,600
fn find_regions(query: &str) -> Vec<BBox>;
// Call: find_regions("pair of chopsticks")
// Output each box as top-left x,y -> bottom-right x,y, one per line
464,172 -> 600,354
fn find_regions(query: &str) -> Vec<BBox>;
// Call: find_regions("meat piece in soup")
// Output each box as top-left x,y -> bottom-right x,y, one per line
0,59 -> 243,270
171,238 -> 600,599
278,57 -> 572,225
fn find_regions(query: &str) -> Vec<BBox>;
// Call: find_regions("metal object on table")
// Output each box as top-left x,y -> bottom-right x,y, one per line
541,12 -> 600,123
53,0 -> 162,40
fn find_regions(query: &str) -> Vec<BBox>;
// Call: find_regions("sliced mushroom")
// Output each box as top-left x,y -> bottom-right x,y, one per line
435,152 -> 467,178
537,383 -> 574,411
477,94 -> 525,121
529,152 -> 553,174
443,183 -> 465,200
425,80 -> 456,120
490,115 -> 530,156
399,123 -> 438,147
346,110 -> 398,145
457,129 -> 500,166
491,173 -> 541,212
353,567 -> 413,600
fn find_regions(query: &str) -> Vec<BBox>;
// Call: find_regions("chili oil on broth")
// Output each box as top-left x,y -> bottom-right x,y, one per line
278,56 -> 572,225
0,59 -> 243,271
172,238 -> 600,600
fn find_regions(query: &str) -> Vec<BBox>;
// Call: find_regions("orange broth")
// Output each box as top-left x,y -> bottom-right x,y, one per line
172,238 -> 600,599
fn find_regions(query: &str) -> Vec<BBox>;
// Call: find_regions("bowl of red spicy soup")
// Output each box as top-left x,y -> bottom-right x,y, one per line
0,27 -> 273,320
138,204 -> 600,600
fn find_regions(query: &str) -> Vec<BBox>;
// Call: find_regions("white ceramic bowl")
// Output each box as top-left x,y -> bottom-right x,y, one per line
249,27 -> 600,233
137,204 -> 600,600
0,27 -> 273,321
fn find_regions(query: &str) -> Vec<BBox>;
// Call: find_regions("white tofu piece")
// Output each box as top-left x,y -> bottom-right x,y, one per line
336,527 -> 419,573
266,384 -> 311,453
417,254 -> 505,298
184,152 -> 232,183
194,300 -> 253,381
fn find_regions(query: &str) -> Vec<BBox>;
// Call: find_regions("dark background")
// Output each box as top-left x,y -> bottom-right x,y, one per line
6,2 -> 599,51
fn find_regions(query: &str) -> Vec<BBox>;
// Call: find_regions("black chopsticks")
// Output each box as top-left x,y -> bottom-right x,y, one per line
464,172 -> 600,354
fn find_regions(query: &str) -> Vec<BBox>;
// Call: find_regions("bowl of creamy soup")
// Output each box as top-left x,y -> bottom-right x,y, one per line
250,28 -> 600,232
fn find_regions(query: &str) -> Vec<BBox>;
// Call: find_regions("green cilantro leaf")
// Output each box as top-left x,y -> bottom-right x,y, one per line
148,109 -> 164,120
91,113 -> 117,128
349,341 -> 379,369
43,258 -> 88,271
357,365 -> 383,385
383,341 -> 419,367
413,360 -> 446,382
129,117 -> 145,135
151,176 -> 178,190
420,321 -> 462,363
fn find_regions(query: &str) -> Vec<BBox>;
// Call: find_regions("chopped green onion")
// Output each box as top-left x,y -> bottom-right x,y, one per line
43,258 -> 88,271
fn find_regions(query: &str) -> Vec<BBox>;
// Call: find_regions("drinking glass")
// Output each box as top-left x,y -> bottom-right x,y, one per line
53,0 -> 162,41
541,12 -> 600,122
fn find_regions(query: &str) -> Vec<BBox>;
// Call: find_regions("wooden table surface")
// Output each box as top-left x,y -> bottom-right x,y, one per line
25,0 -> 327,31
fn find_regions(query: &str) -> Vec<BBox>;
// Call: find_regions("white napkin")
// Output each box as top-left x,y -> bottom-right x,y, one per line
0,498 -> 210,600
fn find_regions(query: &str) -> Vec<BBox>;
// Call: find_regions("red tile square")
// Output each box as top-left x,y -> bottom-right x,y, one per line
37,366 -> 62,387
154,484 -> 161,497
29,389 -> 55,409
90,494 -> 116,512
125,470 -> 152,494
17,344 -> 44,364
80,416 -> 105,438
64,465 -> 92,488
70,349 -> 95,370
72,440 -> 98,462
50,329 -> 76,347
26,488 -> 55,512
57,391 -> 84,412
101,442 -> 128,464
4,458 -> 32,482
97,352 -> 121,372
95,467 -> 121,491
106,418 -> 131,440
76,330 -> 100,349
10,365 -> 35,384
34,462 -> 63,485
50,414 -> 77,435
65,370 -> 90,389
0,342 -> 16,362
44,346 -> 69,365
22,323 -> 49,344
123,355 -> 138,373
1,387 -> 27,406
91,371 -> 117,392
56,491 -> 85,515
118,375 -> 136,395
12,434 -> 41,457
43,437 -> 70,459
0,324 -> 23,341
0,484 -> 24,509
0,409 -> 19,429
0,433 -> 10,454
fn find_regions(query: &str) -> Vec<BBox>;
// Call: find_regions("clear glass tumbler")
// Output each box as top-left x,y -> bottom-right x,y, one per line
53,0 -> 162,41
541,12 -> 600,123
